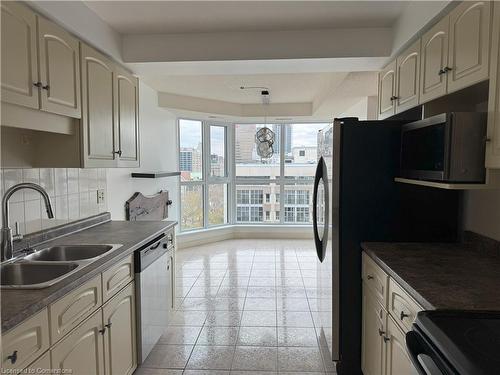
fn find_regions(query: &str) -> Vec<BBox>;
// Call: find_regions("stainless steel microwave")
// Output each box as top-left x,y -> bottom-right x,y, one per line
400,113 -> 487,183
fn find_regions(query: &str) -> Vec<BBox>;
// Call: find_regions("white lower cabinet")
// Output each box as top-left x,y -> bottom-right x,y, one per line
2,268 -> 137,375
102,282 -> 137,375
51,309 -> 106,375
50,281 -> 137,375
385,317 -> 414,375
362,285 -> 386,375
362,254 -> 422,375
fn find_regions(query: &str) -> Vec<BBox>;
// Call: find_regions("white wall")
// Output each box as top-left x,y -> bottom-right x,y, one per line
106,82 -> 179,223
463,190 -> 500,241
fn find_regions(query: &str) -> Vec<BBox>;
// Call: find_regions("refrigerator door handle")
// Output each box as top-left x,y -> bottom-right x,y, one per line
312,156 -> 329,262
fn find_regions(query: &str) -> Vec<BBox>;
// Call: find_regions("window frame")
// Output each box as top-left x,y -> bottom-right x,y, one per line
178,119 -> 330,230
178,119 -> 232,232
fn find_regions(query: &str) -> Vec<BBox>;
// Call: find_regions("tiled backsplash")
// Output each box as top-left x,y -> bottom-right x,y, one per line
0,168 -> 107,235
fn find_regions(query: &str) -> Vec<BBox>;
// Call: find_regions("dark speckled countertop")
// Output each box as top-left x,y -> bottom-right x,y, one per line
1,218 -> 176,332
362,233 -> 500,311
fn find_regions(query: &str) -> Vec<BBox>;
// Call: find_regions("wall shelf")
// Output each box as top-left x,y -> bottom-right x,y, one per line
131,171 -> 181,179
394,177 -> 499,190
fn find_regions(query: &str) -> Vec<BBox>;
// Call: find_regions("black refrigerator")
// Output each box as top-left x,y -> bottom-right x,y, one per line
312,118 -> 459,375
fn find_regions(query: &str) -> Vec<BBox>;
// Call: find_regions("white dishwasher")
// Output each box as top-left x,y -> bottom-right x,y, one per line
134,231 -> 175,363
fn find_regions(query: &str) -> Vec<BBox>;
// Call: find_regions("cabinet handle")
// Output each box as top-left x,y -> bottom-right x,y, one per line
112,150 -> 123,157
390,96 -> 397,101
438,69 -> 446,76
366,274 -> 374,280
443,66 -> 452,73
383,336 -> 390,343
485,137 -> 491,142
400,311 -> 410,320
33,82 -> 42,88
105,323 -> 112,329
99,327 -> 107,335
42,84 -> 50,90
378,328 -> 385,336
7,350 -> 18,364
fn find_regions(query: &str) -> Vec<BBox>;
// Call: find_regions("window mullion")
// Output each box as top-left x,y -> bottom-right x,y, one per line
203,121 -> 209,229
279,123 -> 285,225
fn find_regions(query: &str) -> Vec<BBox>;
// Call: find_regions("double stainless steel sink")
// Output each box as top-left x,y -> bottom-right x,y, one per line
0,244 -> 122,289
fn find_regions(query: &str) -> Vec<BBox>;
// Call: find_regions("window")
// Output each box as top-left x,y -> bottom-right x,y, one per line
180,120 -> 330,229
235,124 -> 280,178
179,119 -> 230,231
284,207 -> 295,222
210,126 -> 226,177
208,184 -> 228,225
237,190 -> 249,204
179,120 -> 202,182
296,207 -> 309,223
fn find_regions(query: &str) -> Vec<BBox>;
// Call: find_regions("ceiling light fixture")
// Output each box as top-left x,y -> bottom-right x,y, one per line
240,86 -> 275,159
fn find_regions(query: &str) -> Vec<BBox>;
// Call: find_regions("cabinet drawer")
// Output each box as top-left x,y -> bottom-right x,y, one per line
49,275 -> 102,344
1,308 -> 49,370
388,278 -> 423,333
362,252 -> 389,308
102,254 -> 134,302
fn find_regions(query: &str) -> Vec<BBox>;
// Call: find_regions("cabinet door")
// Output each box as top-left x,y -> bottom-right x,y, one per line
38,17 -> 81,118
486,2 -> 500,168
1,308 -> 50,371
448,1 -> 491,93
0,1 -> 39,109
420,17 -> 449,103
114,66 -> 140,167
377,60 -> 396,119
385,316 -> 414,375
102,282 -> 137,375
49,275 -> 102,344
50,310 -> 105,375
81,43 -> 117,167
396,40 -> 421,113
361,286 -> 386,375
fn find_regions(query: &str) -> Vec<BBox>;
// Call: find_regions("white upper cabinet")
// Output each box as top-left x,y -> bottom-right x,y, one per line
486,2 -> 500,168
81,44 -> 141,168
396,40 -> 421,113
420,16 -> 449,104
448,1 -> 491,93
38,17 -> 81,118
1,1 -> 39,109
379,0 -> 493,118
114,66 -> 140,167
81,43 -> 117,167
378,60 -> 397,119
1,2 -> 81,118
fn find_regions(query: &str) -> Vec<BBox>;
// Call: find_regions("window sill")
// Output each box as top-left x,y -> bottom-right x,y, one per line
177,224 -> 313,248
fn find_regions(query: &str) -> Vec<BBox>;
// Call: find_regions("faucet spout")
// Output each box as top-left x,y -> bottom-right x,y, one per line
1,183 -> 54,262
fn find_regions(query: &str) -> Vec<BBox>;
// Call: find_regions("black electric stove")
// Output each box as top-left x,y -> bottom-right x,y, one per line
406,311 -> 500,375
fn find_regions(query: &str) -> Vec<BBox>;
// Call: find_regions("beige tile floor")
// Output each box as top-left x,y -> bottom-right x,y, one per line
134,239 -> 336,375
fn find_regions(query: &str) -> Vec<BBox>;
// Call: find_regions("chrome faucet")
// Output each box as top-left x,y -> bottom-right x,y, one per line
1,183 -> 54,262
